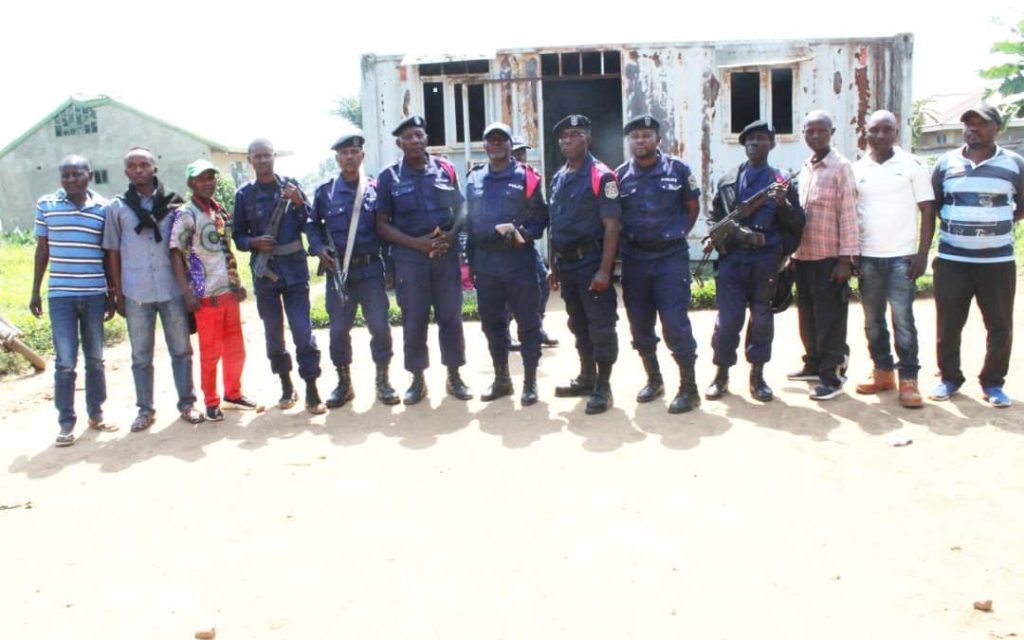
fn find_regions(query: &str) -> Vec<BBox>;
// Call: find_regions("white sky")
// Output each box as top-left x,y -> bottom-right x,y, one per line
0,0 -> 1018,177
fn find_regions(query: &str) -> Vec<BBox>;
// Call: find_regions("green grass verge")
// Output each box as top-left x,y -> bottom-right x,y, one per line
2,223 -> 1019,375
0,234 -> 126,375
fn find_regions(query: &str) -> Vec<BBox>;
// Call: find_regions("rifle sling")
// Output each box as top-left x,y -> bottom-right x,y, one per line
339,174 -> 366,282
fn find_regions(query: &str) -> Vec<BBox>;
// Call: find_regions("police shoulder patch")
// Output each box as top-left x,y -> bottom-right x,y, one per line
688,173 -> 699,190
604,180 -> 619,199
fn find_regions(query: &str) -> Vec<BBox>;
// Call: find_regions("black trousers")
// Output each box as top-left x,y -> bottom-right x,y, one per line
794,258 -> 850,386
934,258 -> 1016,388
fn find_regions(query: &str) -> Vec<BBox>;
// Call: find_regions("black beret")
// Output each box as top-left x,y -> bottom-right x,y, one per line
552,114 -> 591,135
738,120 -> 775,144
331,131 -> 365,151
482,122 -> 512,140
391,115 -> 426,137
623,115 -> 660,135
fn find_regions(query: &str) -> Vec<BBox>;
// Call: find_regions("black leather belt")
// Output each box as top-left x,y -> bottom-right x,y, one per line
348,253 -> 379,268
555,240 -> 602,262
943,193 -> 1010,207
626,238 -> 685,252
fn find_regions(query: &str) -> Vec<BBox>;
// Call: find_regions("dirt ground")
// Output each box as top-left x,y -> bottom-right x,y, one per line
2,289 -> 1022,640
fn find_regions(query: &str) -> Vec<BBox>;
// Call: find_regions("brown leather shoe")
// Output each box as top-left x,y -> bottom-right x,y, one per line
899,378 -> 923,408
855,368 -> 896,394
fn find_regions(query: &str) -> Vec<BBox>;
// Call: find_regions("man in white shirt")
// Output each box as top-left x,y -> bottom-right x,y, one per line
852,110 -> 935,408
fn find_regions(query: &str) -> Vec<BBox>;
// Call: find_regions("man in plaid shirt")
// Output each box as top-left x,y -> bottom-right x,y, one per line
788,111 -> 859,400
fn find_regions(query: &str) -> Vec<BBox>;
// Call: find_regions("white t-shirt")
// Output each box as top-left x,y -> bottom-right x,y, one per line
853,147 -> 933,257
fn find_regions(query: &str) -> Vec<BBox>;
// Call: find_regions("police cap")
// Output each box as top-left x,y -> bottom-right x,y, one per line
331,131 -> 365,151
738,120 -> 775,144
511,137 -> 530,153
552,114 -> 591,135
391,115 -> 426,137
623,115 -> 660,135
482,122 -> 512,140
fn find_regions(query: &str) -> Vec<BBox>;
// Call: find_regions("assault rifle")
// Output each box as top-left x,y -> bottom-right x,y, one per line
693,174 -> 791,284
251,178 -> 298,282
323,227 -> 348,307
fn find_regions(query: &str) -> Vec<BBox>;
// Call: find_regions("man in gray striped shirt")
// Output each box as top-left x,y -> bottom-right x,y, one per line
929,103 -> 1024,407
29,155 -> 118,446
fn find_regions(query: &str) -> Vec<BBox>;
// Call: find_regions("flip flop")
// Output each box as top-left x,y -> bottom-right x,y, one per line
130,414 -> 156,433
88,418 -> 119,433
54,433 -> 75,447
180,408 -> 206,425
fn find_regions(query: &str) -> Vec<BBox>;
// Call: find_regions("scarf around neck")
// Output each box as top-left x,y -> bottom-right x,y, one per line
123,177 -> 184,242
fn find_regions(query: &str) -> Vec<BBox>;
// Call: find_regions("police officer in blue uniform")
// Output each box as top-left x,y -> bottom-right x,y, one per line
706,120 -> 805,402
615,115 -> 702,413
233,138 -> 325,414
548,114 -> 621,414
465,123 -> 549,405
375,115 -> 471,405
307,132 -> 400,407
512,138 -> 559,349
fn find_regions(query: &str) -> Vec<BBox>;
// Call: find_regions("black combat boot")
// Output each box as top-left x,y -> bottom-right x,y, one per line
277,371 -> 297,409
521,366 -> 539,406
704,366 -> 730,400
404,370 -> 427,405
305,378 -> 326,415
481,361 -> 514,401
375,362 -> 400,405
326,365 -> 354,408
445,366 -> 473,400
540,329 -> 559,347
555,354 -> 596,397
749,363 -> 774,402
669,358 -> 701,414
636,351 -> 664,403
585,362 -> 614,414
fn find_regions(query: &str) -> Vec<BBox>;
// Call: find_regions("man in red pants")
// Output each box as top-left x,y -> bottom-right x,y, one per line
170,160 -> 260,421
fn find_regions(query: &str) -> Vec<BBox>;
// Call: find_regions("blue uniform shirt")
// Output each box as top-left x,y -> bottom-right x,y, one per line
549,153 -> 620,270
464,160 -> 549,275
376,155 -> 465,264
233,175 -> 311,284
615,152 -> 700,259
734,164 -> 783,253
308,176 -> 380,258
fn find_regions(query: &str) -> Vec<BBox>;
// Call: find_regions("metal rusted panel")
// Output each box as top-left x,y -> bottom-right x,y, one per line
852,45 -> 871,151
700,70 -> 720,222
361,33 -> 914,243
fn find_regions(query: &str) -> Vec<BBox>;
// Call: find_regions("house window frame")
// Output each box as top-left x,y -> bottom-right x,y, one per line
54,104 -> 98,137
418,68 -> 492,152
723,63 -> 798,143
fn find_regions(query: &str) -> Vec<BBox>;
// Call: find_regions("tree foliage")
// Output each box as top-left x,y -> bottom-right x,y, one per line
301,155 -> 338,196
910,98 -> 938,147
979,18 -> 1024,120
332,95 -> 362,128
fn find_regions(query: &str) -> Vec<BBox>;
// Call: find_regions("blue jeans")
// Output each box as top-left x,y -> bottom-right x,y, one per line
49,294 -> 107,432
858,256 -> 919,379
125,295 -> 197,416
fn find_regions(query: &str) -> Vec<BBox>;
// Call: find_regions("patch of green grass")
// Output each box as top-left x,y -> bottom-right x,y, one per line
308,280 -> 479,328
0,235 -> 126,376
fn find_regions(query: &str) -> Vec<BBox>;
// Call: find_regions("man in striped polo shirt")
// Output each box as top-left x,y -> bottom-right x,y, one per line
929,103 -> 1024,407
29,155 -> 118,447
